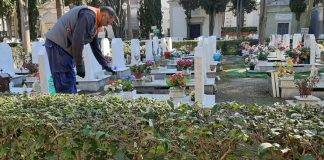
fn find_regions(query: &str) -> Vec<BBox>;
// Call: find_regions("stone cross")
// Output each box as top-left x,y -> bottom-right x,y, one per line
83,44 -> 104,80
293,34 -> 302,48
194,41 -> 205,105
131,39 -> 141,65
145,40 -> 154,61
31,41 -> 45,64
0,42 -> 15,76
111,38 -> 127,70
100,38 -> 111,57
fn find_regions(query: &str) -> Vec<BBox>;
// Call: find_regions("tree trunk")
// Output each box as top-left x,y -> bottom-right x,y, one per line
259,0 -> 266,45
209,12 -> 215,36
7,14 -> 12,39
304,0 -> 314,28
127,0 -> 132,39
56,0 -> 63,19
2,16 -> 6,35
236,0 -> 240,39
19,0 -> 31,53
185,10 -> 191,39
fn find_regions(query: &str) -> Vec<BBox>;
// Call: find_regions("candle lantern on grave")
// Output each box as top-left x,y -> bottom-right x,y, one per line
0,69 -> 12,93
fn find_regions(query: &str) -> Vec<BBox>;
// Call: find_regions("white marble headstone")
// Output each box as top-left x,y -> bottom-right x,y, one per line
304,34 -> 316,48
31,41 -> 45,64
83,44 -> 104,80
145,40 -> 154,61
153,36 -> 159,56
269,34 -> 276,46
131,39 -> 141,65
0,42 -> 15,76
161,38 -> 168,52
293,34 -> 302,48
202,38 -> 209,77
111,38 -> 127,70
283,34 -> 290,48
101,38 -> 111,57
167,37 -> 172,51
37,46 -> 52,93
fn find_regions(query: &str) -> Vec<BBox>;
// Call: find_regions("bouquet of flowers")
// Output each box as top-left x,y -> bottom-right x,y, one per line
130,64 -> 147,79
176,59 -> 193,70
104,80 -> 123,93
166,72 -> 187,89
164,51 -> 172,59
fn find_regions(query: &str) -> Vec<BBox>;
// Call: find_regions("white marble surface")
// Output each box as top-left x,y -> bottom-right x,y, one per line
0,42 -> 15,76
83,44 -> 104,80
101,38 -> 111,57
31,41 -> 45,64
145,40 -> 154,61
131,39 -> 141,65
111,38 -> 127,69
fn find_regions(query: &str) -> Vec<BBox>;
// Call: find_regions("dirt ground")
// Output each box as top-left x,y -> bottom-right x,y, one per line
216,55 -> 284,105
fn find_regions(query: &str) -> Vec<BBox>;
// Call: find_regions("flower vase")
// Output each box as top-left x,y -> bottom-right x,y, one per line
133,79 -> 144,86
122,90 -> 136,99
169,87 -> 185,99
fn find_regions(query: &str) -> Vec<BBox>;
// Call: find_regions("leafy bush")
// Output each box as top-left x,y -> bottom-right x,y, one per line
222,27 -> 258,33
0,95 -> 322,159
173,39 -> 259,55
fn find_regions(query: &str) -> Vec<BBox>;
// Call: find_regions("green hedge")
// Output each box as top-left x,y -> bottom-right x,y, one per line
0,95 -> 322,159
222,27 -> 258,33
173,39 -> 259,55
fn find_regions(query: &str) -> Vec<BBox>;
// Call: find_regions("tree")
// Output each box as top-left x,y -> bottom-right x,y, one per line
28,0 -> 39,40
230,0 -> 257,36
19,0 -> 31,53
138,0 -> 162,39
178,0 -> 200,38
0,0 -> 16,39
199,0 -> 230,36
289,0 -> 306,31
258,0 -> 266,45
56,0 -> 63,18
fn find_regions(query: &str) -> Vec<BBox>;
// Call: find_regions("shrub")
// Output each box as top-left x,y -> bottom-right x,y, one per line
0,95 -> 322,159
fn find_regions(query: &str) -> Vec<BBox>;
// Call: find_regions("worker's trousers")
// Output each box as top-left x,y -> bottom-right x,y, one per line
44,39 -> 77,94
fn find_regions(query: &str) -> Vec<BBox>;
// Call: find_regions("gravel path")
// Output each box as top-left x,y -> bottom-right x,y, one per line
216,55 -> 284,105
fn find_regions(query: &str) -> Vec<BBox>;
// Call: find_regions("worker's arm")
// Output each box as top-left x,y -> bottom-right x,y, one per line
89,36 -> 114,72
71,9 -> 96,74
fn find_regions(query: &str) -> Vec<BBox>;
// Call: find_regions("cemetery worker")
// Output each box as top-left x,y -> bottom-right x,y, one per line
45,6 -> 118,93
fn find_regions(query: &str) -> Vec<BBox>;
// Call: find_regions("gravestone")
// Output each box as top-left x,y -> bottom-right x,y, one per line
31,41 -> 45,64
83,44 -> 104,80
111,38 -> 127,70
145,40 -> 154,61
269,34 -> 276,46
161,38 -> 168,52
101,38 -> 111,57
37,46 -> 55,94
194,43 -> 205,104
153,36 -> 159,56
293,34 -> 302,48
283,34 -> 290,48
0,43 -> 15,76
304,34 -> 316,48
167,37 -> 173,51
203,38 -> 211,73
131,39 -> 141,65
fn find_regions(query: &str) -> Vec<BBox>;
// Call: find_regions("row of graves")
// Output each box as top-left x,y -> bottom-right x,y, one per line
0,36 -> 221,107
242,33 -> 324,105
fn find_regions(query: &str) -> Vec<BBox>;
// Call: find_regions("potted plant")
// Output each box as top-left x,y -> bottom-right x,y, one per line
104,80 -> 123,95
176,59 -> 193,74
121,78 -> 136,99
300,47 -> 310,64
144,60 -> 154,82
130,64 -> 147,85
294,76 -> 319,98
167,72 -> 187,99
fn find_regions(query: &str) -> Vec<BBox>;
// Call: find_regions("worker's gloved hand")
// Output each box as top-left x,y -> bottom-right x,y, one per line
104,66 -> 116,75
76,65 -> 85,78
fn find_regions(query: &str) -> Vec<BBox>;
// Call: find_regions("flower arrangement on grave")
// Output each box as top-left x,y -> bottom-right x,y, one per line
104,80 -> 123,93
145,60 -> 154,73
276,58 -> 295,78
130,64 -> 148,79
176,59 -> 193,71
166,72 -> 187,89
294,76 -> 319,98
244,54 -> 258,70
164,51 -> 172,59
167,72 -> 188,99
299,47 -> 310,63
121,78 -> 134,92
256,45 -> 269,61
178,45 -> 191,55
